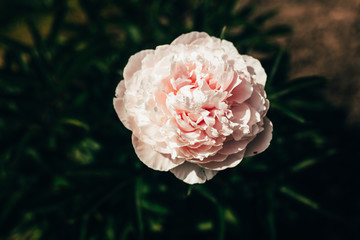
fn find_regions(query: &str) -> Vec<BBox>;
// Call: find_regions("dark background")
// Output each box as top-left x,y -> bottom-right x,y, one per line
0,0 -> 359,239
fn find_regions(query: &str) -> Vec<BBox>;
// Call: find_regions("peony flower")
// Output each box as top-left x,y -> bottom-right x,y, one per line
114,31 -> 272,184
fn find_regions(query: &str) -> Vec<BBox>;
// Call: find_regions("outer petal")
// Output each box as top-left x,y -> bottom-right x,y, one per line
171,31 -> 210,46
113,81 -> 132,130
244,117 -> 273,157
132,135 -> 185,171
218,139 -> 248,155
170,162 -> 217,184
220,39 -> 241,58
242,55 -> 267,87
199,150 -> 245,170
123,49 -> 154,80
227,78 -> 253,104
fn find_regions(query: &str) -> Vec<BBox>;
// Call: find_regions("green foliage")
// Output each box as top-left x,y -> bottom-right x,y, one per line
0,0 -> 359,239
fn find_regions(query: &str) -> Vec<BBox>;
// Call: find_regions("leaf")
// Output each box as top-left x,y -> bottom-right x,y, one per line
141,200 -> 169,215
134,177 -> 144,239
236,4 -> 255,19
224,208 -> 238,225
267,48 -> 285,87
271,102 -> 306,123
279,185 -> 319,210
194,185 -> 225,240
220,25 -> 227,39
79,214 -> 90,240
59,43 -> 106,87
0,191 -> 23,227
269,76 -> 331,99
197,221 -> 213,231
266,184 -> 277,240
254,9 -> 278,25
0,35 -> 31,53
265,25 -> 292,36
60,118 -> 90,131
26,19 -> 45,54
289,149 -> 336,173
46,1 -> 67,47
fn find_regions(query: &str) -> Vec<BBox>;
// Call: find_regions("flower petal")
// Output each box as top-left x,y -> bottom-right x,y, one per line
113,81 -> 132,130
218,139 -> 248,155
227,79 -> 253,104
132,135 -> 184,171
171,31 -> 210,46
242,55 -> 267,87
199,150 -> 245,170
123,49 -> 154,80
244,117 -> 273,157
170,161 -> 217,184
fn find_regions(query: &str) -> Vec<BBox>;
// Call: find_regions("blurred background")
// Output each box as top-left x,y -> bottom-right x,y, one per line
0,0 -> 359,239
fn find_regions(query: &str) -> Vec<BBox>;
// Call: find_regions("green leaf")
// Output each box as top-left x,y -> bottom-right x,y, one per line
194,185 -> 225,240
265,25 -> 292,36
236,4 -> 255,19
267,48 -> 285,87
279,186 -> 319,210
254,9 -> 278,25
0,35 -> 31,53
135,177 -> 144,239
197,221 -> 213,231
271,102 -> 306,123
220,25 -> 227,39
289,149 -> 336,173
141,200 -> 169,215
26,19 -> 46,54
60,118 -> 90,131
269,76 -> 331,99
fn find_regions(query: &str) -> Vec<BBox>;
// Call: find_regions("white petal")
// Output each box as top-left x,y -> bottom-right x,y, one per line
220,39 -> 240,56
113,81 -> 132,130
171,31 -> 210,46
170,162 -> 217,184
132,135 -> 184,171
245,117 -> 273,157
242,55 -> 267,87
123,49 -> 154,80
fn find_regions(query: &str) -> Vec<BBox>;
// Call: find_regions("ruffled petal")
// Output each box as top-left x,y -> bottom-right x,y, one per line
170,161 -> 217,184
227,79 -> 253,104
123,49 -> 154,80
244,117 -> 273,157
171,31 -> 210,46
218,139 -> 248,155
220,39 -> 240,57
242,55 -> 267,87
132,135 -> 185,171
199,150 -> 245,170
113,81 -> 132,130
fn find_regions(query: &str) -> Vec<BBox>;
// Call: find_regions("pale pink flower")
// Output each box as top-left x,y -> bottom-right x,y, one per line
114,32 -> 272,184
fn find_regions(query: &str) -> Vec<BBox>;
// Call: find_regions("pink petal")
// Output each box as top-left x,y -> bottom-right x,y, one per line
242,55 -> 267,87
246,89 -> 267,113
220,39 -> 240,56
227,79 -> 253,104
113,81 -> 132,130
244,117 -> 273,157
218,139 -> 248,155
170,161 -> 217,184
171,32 -> 210,46
132,135 -> 184,171
123,49 -> 154,80
199,152 -> 228,163
199,150 -> 245,170
231,104 -> 251,125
